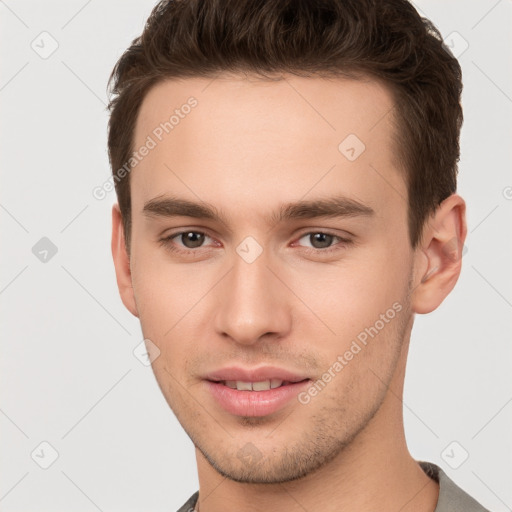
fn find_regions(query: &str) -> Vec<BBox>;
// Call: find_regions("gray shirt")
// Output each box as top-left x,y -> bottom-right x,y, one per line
176,461 -> 490,511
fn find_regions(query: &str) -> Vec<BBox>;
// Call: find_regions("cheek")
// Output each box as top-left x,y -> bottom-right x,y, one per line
131,242 -> 208,328
130,245 -> 220,376
290,245 -> 411,340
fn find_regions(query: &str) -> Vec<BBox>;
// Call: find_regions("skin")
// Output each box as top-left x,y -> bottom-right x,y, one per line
112,74 -> 467,512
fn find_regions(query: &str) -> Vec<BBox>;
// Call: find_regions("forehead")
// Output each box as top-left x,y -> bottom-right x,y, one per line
131,73 -> 405,222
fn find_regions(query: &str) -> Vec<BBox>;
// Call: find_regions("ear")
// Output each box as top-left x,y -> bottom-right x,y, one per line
411,194 -> 467,314
111,204 -> 139,317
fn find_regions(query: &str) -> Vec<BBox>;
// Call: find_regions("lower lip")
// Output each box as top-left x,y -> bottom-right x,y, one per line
205,380 -> 311,417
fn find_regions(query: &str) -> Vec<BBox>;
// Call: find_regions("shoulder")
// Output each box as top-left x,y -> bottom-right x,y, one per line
176,490 -> 199,512
419,461 -> 491,512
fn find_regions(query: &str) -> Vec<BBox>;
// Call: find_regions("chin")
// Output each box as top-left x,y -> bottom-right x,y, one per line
194,427 -> 352,484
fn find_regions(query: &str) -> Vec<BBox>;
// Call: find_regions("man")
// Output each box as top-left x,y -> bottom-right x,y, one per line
108,0 -> 490,510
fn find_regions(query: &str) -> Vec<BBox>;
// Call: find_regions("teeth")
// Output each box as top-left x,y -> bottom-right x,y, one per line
223,379 -> 285,391
236,381 -> 253,391
252,380 -> 271,391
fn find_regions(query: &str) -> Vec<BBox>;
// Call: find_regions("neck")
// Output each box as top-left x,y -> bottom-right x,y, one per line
194,337 -> 439,512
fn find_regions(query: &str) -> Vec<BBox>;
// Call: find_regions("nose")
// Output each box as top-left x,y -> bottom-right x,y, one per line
213,250 -> 292,346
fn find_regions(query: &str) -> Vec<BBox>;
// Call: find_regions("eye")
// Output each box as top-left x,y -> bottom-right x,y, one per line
298,232 -> 348,249
160,231 -> 215,253
175,231 -> 209,249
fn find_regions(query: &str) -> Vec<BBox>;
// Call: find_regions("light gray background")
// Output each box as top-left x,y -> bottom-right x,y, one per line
1,1 -> 511,511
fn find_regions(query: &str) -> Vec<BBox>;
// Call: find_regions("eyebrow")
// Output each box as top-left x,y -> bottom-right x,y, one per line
143,194 -> 374,225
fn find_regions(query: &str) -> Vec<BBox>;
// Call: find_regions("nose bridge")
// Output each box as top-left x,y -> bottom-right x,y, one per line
214,246 -> 291,345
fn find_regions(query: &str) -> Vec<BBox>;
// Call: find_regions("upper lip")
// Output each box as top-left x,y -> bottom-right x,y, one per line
205,366 -> 310,383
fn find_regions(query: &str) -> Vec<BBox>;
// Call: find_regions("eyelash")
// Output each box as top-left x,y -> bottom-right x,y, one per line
292,232 -> 353,255
159,230 -> 353,256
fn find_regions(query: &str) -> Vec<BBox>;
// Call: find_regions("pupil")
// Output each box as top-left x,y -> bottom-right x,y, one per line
183,232 -> 204,248
311,233 -> 333,249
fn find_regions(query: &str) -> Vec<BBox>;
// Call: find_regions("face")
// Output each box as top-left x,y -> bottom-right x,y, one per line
124,74 -> 417,483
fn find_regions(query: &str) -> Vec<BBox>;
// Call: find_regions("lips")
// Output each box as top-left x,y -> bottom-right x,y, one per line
204,366 -> 311,417
221,379 -> 292,391
205,366 -> 309,384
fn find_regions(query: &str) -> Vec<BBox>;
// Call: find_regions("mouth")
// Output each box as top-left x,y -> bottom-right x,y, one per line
209,378 -> 309,391
204,376 -> 312,417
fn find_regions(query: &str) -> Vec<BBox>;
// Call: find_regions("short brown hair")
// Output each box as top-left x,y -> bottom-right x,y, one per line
107,0 -> 463,251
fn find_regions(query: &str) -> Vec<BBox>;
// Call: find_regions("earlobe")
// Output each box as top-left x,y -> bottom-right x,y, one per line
111,204 -> 139,318
411,194 -> 467,314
